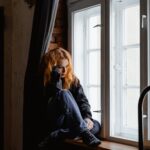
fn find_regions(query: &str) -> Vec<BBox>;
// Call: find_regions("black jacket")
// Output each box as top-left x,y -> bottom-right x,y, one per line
45,78 -> 92,120
69,82 -> 92,119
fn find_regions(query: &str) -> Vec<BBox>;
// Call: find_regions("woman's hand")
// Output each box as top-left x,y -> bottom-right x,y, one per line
84,118 -> 94,130
51,66 -> 61,81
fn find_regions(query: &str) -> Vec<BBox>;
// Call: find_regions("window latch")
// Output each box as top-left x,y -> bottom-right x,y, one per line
141,15 -> 147,29
143,114 -> 147,119
93,24 -> 101,28
93,110 -> 101,113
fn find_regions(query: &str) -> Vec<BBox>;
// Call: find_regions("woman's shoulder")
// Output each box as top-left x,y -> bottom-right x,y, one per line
72,76 -> 80,87
70,76 -> 83,92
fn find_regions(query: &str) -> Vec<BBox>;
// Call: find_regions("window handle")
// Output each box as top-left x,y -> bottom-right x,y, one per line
93,24 -> 101,28
93,110 -> 101,113
143,114 -> 147,118
141,15 -> 147,29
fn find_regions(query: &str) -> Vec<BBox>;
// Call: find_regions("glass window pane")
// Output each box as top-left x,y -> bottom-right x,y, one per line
73,11 -> 85,85
123,88 -> 139,129
88,51 -> 100,85
73,5 -> 101,124
124,5 -> 140,45
110,0 -> 140,140
123,48 -> 140,86
89,15 -> 101,49
88,87 -> 101,121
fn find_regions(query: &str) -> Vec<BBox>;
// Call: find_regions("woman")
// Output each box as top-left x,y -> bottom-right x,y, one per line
39,47 -> 101,148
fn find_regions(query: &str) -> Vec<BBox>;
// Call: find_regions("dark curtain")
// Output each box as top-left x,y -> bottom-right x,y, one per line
0,7 -> 4,150
23,0 -> 59,150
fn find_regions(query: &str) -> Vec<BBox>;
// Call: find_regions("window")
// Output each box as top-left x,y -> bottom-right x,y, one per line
72,5 -> 101,122
110,0 -> 140,141
68,0 -> 149,147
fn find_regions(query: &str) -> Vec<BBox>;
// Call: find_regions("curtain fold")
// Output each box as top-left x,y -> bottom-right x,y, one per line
23,0 -> 59,149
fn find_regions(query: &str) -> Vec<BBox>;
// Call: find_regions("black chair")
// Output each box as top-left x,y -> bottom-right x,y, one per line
138,86 -> 150,150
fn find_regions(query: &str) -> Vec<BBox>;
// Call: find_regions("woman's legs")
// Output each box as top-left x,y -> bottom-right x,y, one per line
58,91 -> 101,136
46,89 -> 88,133
52,90 -> 101,146
90,120 -> 101,139
39,90 -> 101,148
58,90 -> 88,133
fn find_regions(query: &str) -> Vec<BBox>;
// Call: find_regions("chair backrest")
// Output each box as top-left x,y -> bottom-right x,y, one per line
138,86 -> 150,150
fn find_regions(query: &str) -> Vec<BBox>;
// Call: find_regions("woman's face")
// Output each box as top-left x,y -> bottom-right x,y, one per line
56,59 -> 69,78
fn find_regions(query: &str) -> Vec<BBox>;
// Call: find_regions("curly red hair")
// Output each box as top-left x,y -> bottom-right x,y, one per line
41,47 -> 77,89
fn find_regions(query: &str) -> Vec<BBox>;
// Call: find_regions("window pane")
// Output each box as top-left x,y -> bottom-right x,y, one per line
124,5 -> 140,45
73,11 -> 85,84
110,0 -> 140,140
73,5 -> 101,123
123,88 -> 139,129
123,48 -> 140,86
88,15 -> 101,49
88,51 -> 100,85
88,87 -> 101,121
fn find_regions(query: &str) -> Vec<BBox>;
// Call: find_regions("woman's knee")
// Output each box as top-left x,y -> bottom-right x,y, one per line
59,89 -> 69,96
59,90 -> 74,102
57,90 -> 74,109
90,120 -> 101,135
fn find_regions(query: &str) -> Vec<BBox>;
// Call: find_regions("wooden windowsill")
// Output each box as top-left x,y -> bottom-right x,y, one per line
64,139 -> 138,150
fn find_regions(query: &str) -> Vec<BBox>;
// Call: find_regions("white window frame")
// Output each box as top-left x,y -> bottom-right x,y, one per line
68,0 -> 103,122
111,0 -> 140,137
108,0 -> 141,146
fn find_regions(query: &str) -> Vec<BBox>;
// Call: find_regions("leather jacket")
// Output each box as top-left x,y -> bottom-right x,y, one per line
45,76 -> 92,120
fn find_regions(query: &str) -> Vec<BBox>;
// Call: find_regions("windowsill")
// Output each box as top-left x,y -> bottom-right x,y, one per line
64,139 -> 138,150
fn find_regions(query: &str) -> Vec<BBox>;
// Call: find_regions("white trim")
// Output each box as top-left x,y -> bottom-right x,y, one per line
113,44 -> 140,50
87,85 -> 101,88
123,44 -> 140,49
87,49 -> 101,53
123,85 -> 140,88
84,12 -> 87,91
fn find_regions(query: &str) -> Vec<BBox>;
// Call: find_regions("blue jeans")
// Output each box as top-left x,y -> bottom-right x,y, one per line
47,90 -> 101,138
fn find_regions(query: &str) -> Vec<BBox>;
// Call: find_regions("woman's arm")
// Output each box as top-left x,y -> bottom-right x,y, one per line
45,68 -> 62,99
